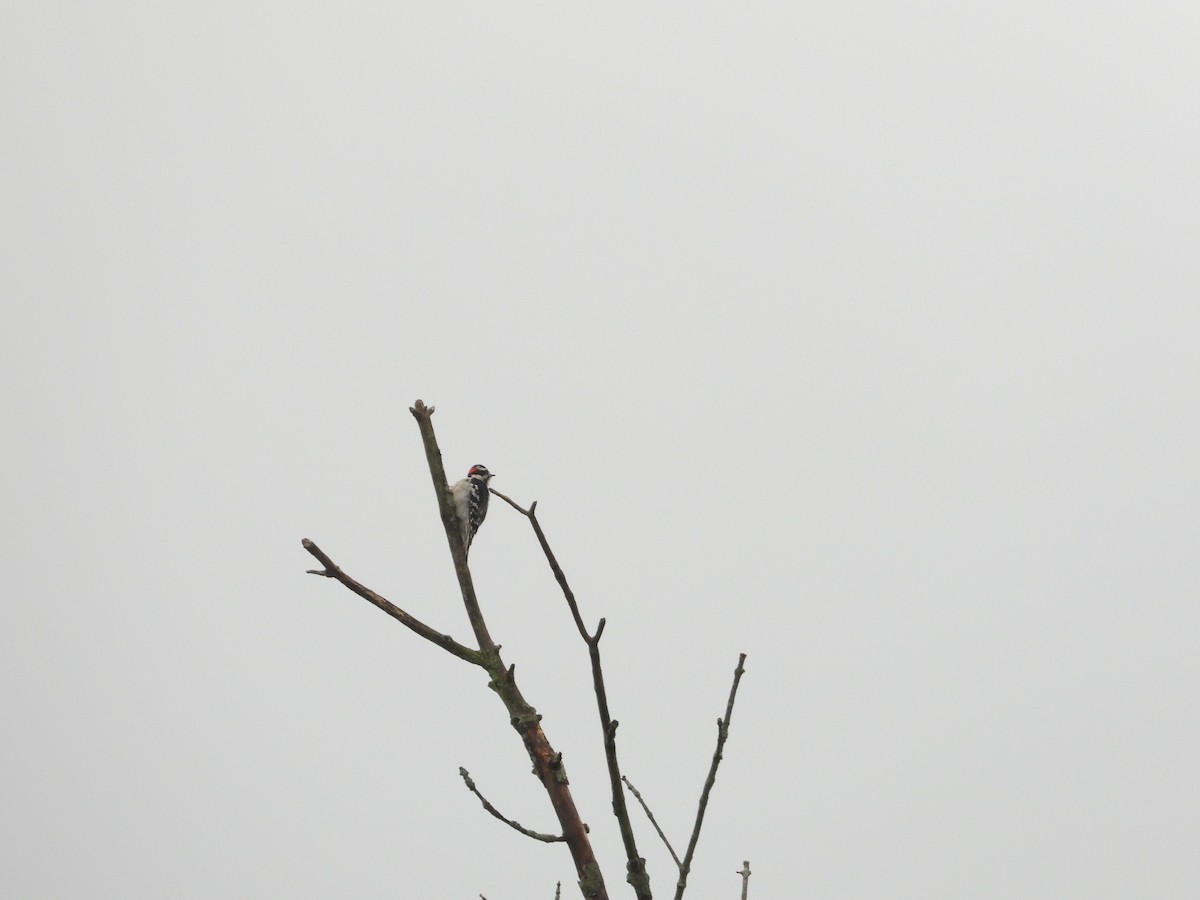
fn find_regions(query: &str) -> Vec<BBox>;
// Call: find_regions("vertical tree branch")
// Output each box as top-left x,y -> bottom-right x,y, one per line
674,653 -> 748,900
405,402 -> 608,900
737,861 -> 751,900
408,400 -> 496,655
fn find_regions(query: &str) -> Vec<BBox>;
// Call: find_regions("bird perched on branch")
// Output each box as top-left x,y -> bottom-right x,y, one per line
451,464 -> 494,553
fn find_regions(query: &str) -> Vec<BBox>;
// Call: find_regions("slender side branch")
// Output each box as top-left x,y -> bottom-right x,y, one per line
493,488 -> 651,900
459,767 -> 566,843
490,489 -> 596,642
301,538 -> 482,666
673,653 -> 748,900
621,775 -> 681,868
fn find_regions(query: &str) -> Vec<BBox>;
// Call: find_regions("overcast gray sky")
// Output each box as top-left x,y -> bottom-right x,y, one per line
3,3 -> 1198,898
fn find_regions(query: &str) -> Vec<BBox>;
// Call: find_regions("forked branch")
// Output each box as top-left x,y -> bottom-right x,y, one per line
491,488 -> 651,900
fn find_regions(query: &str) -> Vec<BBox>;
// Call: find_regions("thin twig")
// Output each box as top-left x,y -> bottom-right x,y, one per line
674,653 -> 748,900
301,538 -> 482,666
490,489 -> 596,642
738,860 -> 751,900
459,768 -> 566,843
621,775 -> 681,868
494,489 -> 652,900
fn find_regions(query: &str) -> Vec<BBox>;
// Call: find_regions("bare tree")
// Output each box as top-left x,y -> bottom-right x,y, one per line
302,401 -> 747,898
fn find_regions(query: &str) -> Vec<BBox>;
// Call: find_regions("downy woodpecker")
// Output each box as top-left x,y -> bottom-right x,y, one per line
451,464 -> 494,552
